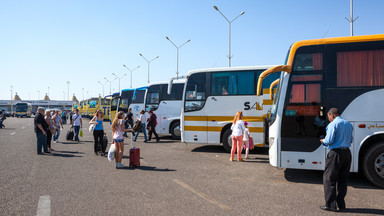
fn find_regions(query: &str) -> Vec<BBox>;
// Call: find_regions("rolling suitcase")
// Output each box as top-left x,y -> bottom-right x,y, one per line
66,128 -> 74,140
129,134 -> 140,167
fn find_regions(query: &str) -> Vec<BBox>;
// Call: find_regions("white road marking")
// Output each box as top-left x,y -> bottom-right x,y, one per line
173,179 -> 231,210
10,132 -> 16,135
36,195 -> 51,216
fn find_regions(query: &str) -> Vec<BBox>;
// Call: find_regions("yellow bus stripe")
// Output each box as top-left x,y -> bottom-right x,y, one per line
184,126 -> 263,133
184,116 -> 264,122
263,100 -> 273,105
263,88 -> 270,94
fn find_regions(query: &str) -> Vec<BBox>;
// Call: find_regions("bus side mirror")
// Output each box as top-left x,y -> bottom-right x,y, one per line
167,79 -> 174,95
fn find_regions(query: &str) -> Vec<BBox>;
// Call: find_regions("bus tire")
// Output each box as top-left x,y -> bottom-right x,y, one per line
170,122 -> 181,140
362,143 -> 384,188
222,129 -> 232,153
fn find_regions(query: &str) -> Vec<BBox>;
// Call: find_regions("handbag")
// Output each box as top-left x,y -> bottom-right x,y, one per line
80,129 -> 83,137
49,126 -> 56,134
108,143 -> 115,161
132,120 -> 142,132
89,124 -> 96,133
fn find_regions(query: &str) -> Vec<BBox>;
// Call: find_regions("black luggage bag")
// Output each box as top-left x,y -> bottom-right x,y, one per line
66,128 -> 74,140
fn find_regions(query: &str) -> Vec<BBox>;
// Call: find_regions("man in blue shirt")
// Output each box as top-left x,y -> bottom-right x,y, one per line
320,108 -> 353,212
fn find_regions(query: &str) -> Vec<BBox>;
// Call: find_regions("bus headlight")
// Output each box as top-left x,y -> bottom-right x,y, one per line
269,137 -> 275,149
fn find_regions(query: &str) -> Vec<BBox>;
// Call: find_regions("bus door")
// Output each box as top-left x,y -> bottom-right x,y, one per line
280,51 -> 327,170
183,73 -> 208,143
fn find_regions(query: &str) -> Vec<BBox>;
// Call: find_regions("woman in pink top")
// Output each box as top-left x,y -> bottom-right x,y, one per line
112,111 -> 132,169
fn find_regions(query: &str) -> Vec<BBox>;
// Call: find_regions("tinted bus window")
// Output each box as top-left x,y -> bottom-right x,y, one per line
211,71 -> 255,95
162,83 -> 184,101
132,90 -> 146,103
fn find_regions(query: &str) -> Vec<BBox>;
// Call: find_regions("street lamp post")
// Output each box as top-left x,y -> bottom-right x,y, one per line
112,72 -> 127,93
66,81 -> 70,101
165,37 -> 191,80
10,86 -> 13,115
123,65 -> 140,88
98,81 -> 107,97
139,53 -> 159,84
213,6 -> 245,67
104,77 -> 116,94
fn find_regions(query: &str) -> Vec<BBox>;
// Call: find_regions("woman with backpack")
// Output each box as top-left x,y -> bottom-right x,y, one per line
133,110 -> 148,142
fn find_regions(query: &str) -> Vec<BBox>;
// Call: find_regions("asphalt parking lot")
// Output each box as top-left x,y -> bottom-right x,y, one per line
1,117 -> 383,216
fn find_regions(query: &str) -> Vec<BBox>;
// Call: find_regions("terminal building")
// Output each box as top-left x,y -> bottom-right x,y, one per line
0,93 -> 78,114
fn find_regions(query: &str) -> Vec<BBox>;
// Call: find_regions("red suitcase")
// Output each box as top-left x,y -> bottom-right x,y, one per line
129,148 -> 140,167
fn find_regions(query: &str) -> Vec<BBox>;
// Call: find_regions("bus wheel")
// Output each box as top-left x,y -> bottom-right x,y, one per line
222,129 -> 232,153
362,143 -> 384,188
170,122 -> 181,140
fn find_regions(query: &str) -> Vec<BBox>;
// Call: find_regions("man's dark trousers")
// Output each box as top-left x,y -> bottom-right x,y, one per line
323,148 -> 352,209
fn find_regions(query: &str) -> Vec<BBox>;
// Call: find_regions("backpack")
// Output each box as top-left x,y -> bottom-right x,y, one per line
132,120 -> 143,132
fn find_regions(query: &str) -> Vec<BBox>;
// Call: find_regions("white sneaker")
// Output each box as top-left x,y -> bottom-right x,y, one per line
117,163 -> 125,168
54,140 -> 57,143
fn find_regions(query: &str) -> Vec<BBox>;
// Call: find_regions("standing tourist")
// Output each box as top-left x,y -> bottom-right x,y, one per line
112,111 -> 132,169
133,110 -> 148,142
320,108 -> 353,212
45,110 -> 54,152
147,110 -> 159,142
71,109 -> 83,142
52,110 -> 63,143
69,110 -> 74,124
90,110 -> 105,156
230,111 -> 245,162
243,122 -> 251,159
34,107 -> 49,155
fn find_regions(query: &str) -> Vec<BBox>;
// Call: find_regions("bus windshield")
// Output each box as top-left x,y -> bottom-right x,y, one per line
88,99 -> 98,108
146,85 -> 161,111
15,104 -> 28,112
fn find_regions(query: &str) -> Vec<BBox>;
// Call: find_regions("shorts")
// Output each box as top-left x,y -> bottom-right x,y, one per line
113,139 -> 124,143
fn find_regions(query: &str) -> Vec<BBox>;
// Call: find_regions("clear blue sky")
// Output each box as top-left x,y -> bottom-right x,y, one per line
1,0 -> 383,101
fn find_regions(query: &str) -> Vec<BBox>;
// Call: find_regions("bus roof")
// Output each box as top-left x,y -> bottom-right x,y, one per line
287,34 -> 384,66
148,79 -> 185,86
186,65 -> 278,76
121,86 -> 148,92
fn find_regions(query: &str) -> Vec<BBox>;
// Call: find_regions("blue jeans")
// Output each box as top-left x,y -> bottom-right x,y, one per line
134,122 -> 147,141
53,126 -> 61,141
74,126 -> 80,141
36,131 -> 48,153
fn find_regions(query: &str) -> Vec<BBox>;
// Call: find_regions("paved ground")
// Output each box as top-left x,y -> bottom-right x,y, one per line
1,117 -> 383,216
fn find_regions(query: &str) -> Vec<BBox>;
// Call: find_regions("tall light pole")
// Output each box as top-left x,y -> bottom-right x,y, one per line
98,81 -> 107,97
48,87 -> 50,97
10,85 -> 13,115
345,0 -> 359,36
123,65 -> 140,88
166,37 -> 191,80
38,90 -> 40,100
104,77 -> 116,94
213,6 -> 245,67
139,53 -> 159,84
112,72 -> 127,92
66,81 -> 70,101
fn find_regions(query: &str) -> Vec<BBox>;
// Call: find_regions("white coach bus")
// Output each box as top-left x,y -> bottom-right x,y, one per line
145,80 -> 185,139
257,34 -> 384,188
181,66 -> 279,152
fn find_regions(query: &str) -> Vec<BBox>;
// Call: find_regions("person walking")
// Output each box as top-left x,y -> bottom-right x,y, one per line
71,109 -> 83,142
320,108 -> 353,212
45,110 -> 55,152
147,110 -> 159,142
34,107 -> 49,155
230,111 -> 245,162
69,110 -> 74,124
112,111 -> 132,169
90,110 -> 105,156
52,110 -> 64,143
133,110 -> 148,142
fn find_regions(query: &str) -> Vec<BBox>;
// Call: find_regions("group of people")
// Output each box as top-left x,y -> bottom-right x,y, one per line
34,107 -> 82,154
230,108 -> 353,212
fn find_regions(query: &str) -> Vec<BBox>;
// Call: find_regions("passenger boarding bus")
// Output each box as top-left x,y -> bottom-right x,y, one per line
14,102 -> 32,118
128,87 -> 148,121
145,80 -> 185,139
181,66 -> 279,152
256,34 -> 384,188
